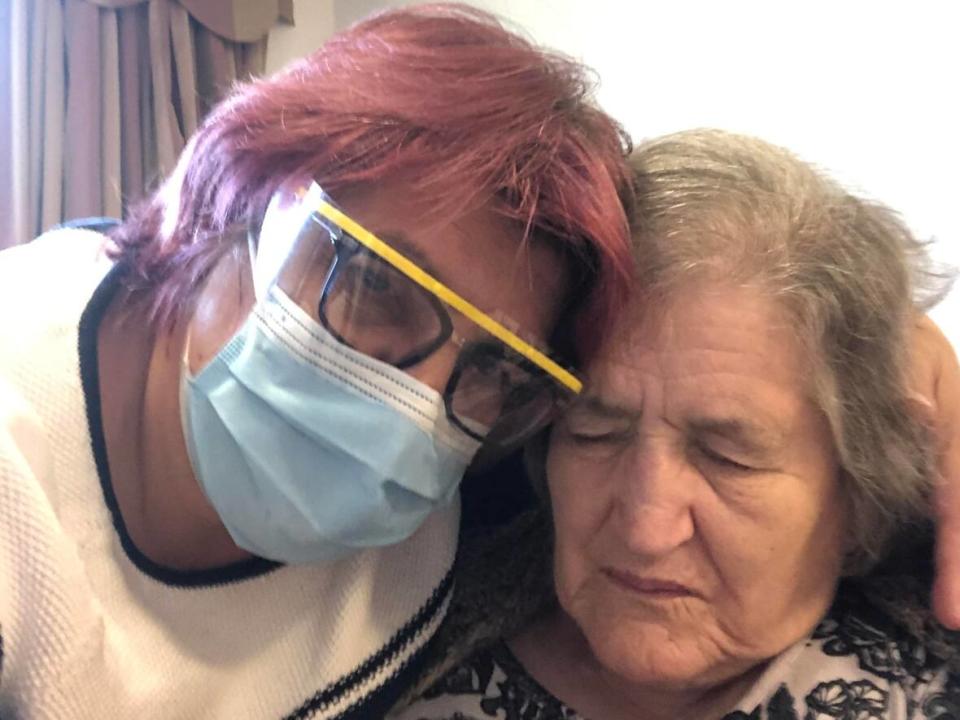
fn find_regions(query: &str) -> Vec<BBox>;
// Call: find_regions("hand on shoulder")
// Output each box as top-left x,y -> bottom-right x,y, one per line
907,316 -> 960,627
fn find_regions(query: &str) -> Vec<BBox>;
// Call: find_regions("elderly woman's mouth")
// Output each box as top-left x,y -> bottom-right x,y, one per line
602,568 -> 698,598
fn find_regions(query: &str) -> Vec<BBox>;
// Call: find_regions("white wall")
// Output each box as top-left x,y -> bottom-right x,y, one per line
265,0 -> 336,74
268,0 -> 960,344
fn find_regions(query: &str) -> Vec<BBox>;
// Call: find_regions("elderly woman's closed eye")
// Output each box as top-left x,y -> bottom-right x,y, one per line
395,129 -> 955,720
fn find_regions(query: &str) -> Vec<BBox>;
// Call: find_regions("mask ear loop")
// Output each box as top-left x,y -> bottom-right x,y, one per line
247,225 -> 268,302
178,323 -> 200,476
181,324 -> 195,380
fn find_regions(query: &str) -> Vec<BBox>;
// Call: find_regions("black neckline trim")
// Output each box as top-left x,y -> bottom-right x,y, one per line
284,568 -> 454,720
78,264 -> 281,588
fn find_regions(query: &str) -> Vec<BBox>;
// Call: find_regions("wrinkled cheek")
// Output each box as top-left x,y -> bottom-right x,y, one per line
704,597 -> 773,661
552,544 -> 589,614
560,574 -> 610,644
568,592 -> 739,686
550,512 -> 601,606
710,586 -> 831,667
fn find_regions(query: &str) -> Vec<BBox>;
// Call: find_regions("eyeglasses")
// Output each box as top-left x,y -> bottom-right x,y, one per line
269,186 -> 582,446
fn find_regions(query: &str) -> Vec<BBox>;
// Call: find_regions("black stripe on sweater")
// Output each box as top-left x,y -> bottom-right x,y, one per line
285,568 -> 454,720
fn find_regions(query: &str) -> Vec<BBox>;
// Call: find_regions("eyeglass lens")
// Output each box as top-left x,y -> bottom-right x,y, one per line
275,213 -> 562,443
321,249 -> 448,369
448,346 -> 558,441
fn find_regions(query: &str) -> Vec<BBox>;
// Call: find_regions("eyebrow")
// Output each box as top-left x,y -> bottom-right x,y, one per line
370,229 -> 498,331
567,395 -> 641,421
370,230 -> 446,283
686,416 -> 784,457
569,399 -> 783,455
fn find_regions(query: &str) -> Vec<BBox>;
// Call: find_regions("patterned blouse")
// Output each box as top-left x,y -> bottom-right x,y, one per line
393,590 -> 960,720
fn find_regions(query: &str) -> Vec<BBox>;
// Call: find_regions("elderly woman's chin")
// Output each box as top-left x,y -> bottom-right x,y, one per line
569,600 -> 744,688
560,579 -> 838,693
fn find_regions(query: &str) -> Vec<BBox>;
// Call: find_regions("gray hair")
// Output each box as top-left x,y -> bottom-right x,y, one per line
627,128 -> 947,573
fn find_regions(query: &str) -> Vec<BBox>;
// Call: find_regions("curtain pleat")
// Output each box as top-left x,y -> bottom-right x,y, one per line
24,0 -> 44,239
195,25 -> 236,120
237,35 -> 265,80
1,0 -> 278,248
1,0 -> 31,250
135,4 -> 160,191
169,4 -> 199,141
101,11 -> 123,219
118,6 -> 145,206
64,0 -> 103,219
0,2 -> 13,250
38,0 -> 66,237
149,0 -> 184,177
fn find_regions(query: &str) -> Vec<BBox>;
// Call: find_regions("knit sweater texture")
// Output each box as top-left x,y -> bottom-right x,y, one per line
0,230 -> 457,719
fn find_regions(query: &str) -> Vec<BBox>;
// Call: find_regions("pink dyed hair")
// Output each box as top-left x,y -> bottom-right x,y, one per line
111,4 -> 633,359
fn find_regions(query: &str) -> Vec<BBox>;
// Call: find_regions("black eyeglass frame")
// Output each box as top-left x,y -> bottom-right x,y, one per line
314,218 -> 567,442
444,341 -> 565,441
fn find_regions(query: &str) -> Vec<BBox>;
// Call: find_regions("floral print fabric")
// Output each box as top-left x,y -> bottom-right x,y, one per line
394,589 -> 959,720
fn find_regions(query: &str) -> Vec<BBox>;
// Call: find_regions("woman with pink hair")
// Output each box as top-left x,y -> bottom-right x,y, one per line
0,6 -> 632,718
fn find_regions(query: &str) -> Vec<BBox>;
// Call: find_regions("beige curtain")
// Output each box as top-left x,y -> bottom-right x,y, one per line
0,0 -> 292,249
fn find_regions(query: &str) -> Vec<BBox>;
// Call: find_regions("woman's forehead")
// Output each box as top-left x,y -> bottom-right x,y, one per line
604,283 -> 797,357
334,184 -> 571,338
588,284 -> 814,410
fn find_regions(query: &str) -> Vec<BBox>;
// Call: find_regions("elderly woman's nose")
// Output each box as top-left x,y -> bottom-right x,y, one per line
614,447 -> 695,556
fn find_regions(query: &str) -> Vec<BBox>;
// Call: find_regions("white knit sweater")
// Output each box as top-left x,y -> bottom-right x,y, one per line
0,230 -> 458,719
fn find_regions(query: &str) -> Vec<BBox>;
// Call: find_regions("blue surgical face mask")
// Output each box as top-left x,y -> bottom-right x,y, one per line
179,287 -> 482,565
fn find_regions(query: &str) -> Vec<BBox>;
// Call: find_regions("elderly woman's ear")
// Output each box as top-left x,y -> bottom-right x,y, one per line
908,315 -> 960,627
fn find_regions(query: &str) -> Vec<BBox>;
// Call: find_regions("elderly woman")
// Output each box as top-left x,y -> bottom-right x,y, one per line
0,6 -> 635,719
398,130 -> 960,719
